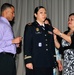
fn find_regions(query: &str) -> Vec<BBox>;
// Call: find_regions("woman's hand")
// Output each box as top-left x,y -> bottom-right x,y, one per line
57,60 -> 63,71
26,63 -> 33,69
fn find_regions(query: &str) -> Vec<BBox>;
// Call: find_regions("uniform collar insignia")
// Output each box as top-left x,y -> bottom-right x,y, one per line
36,28 -> 39,31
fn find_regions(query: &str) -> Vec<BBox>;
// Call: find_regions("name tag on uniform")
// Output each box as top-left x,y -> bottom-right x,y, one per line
38,42 -> 42,47
35,31 -> 42,34
35,28 -> 42,34
48,31 -> 53,35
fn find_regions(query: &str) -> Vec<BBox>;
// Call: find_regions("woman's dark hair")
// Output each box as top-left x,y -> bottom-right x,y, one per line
45,18 -> 52,25
67,13 -> 74,31
34,6 -> 46,20
64,13 -> 74,33
69,13 -> 74,17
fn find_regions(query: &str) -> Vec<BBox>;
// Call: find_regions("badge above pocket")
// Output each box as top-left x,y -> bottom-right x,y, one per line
35,28 -> 42,34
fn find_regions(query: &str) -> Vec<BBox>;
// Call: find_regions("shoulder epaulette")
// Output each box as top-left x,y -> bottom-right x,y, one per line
27,23 -> 32,25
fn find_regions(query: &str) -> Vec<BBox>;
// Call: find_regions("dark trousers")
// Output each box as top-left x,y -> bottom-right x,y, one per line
0,53 -> 16,75
59,71 -> 62,75
26,67 -> 53,75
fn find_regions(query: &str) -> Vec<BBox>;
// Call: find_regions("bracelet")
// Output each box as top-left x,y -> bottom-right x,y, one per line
59,32 -> 62,36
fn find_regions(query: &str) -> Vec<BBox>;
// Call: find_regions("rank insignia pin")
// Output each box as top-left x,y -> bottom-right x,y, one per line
36,28 -> 39,31
48,31 -> 53,34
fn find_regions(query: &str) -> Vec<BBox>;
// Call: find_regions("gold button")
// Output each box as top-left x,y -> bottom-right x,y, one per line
46,49 -> 48,51
45,34 -> 47,36
45,39 -> 47,41
46,44 -> 48,46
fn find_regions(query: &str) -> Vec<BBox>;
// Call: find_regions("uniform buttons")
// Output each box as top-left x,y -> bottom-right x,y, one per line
45,34 -> 47,36
46,49 -> 48,51
45,39 -> 47,41
46,44 -> 48,46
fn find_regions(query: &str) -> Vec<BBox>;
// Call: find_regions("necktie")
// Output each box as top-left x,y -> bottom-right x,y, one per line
41,25 -> 45,30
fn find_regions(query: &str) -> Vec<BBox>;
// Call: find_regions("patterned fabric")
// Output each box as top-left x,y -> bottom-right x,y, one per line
62,39 -> 74,75
55,48 -> 61,61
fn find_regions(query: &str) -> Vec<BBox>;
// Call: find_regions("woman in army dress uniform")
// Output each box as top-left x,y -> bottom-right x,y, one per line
24,6 -> 57,75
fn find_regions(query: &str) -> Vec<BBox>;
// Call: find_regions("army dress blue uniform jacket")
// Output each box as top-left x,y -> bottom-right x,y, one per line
24,21 -> 56,68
